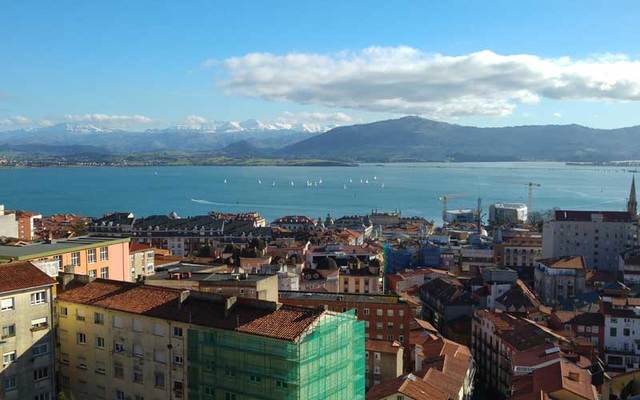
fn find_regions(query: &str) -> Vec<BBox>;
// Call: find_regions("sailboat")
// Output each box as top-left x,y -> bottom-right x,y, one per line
224,179 -> 228,184
257,179 -> 262,185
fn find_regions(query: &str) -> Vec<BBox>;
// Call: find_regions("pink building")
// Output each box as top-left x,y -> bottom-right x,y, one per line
0,236 -> 130,281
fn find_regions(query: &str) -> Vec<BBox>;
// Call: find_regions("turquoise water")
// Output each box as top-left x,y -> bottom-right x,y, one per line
0,162 -> 634,222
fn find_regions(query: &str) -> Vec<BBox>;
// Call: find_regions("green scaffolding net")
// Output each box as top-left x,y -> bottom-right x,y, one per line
187,310 -> 365,400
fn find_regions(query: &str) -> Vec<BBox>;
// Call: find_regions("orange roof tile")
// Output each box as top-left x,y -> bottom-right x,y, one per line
0,261 -> 56,293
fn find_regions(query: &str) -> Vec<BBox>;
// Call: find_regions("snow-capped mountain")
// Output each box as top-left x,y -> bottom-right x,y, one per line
0,121 -> 322,154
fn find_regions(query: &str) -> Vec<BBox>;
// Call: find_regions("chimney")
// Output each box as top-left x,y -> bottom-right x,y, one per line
224,296 -> 238,318
178,290 -> 190,309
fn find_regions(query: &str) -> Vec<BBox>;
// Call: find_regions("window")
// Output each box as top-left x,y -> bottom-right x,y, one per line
31,317 -> 48,330
611,327 -> 618,337
71,251 -> 80,266
276,380 -> 289,389
34,393 -> 51,400
33,343 -> 49,357
0,297 -> 14,311
398,309 -> 404,317
2,324 -> 15,338
3,351 -> 16,365
153,323 -> 165,336
113,315 -> 124,328
94,312 -> 104,325
95,336 -> 105,349
624,328 -> 631,336
133,370 -> 144,384
387,309 -> 394,317
100,267 -> 109,279
154,372 -> 165,388
174,354 -> 183,365
153,349 -> 166,363
59,306 -> 68,317
249,375 -> 262,383
374,352 -> 381,360
3,375 -> 16,391
225,394 -> 237,400
77,332 -> 87,344
88,270 -> 96,278
87,248 -> 97,263
173,326 -> 183,337
225,367 -> 236,377
114,342 -> 125,353
116,390 -> 125,400
376,309 -> 383,316
132,318 -> 143,332
31,291 -> 47,305
114,363 -> 124,379
133,344 -> 144,357
100,246 -> 109,261
33,366 -> 49,381
363,308 -> 370,316
174,381 -> 184,397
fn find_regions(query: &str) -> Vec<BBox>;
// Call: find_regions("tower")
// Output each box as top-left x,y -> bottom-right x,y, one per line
628,175 -> 637,216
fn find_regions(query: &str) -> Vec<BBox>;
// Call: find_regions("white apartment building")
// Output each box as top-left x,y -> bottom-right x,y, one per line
489,203 -> 528,225
602,296 -> 640,371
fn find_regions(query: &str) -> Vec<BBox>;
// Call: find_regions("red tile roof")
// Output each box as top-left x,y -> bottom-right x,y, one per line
57,279 -> 323,341
366,339 -> 402,354
0,261 -> 56,293
538,256 -> 586,270
129,242 -> 152,253
366,374 -> 448,400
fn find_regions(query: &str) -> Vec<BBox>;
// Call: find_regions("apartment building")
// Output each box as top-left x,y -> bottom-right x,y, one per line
365,340 -> 403,390
129,242 -> 155,281
279,291 -> 412,345
472,310 -> 568,398
0,236 -> 130,281
602,296 -> 640,371
542,209 -> 638,272
57,277 -> 365,400
534,256 -> 586,306
494,235 -> 542,269
0,261 -> 56,400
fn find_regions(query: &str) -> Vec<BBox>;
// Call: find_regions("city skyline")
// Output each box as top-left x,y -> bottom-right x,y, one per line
2,1 -> 640,131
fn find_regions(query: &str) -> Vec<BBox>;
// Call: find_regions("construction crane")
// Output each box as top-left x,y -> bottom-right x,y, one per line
526,182 -> 541,222
438,193 -> 467,222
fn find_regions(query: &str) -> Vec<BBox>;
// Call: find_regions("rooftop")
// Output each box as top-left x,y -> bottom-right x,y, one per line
365,373 -> 448,400
538,256 -> 586,270
0,261 -> 56,293
0,236 -> 129,260
553,210 -> 634,223
279,290 -> 405,304
57,278 -> 323,341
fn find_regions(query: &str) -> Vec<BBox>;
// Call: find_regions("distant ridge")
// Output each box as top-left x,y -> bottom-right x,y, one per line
279,116 -> 640,162
3,116 -> 640,162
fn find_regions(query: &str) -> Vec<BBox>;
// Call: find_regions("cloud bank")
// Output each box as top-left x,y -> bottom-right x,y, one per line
222,47 -> 640,117
64,113 -> 153,127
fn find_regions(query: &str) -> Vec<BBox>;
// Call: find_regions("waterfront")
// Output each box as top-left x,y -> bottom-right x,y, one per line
0,162 -> 634,222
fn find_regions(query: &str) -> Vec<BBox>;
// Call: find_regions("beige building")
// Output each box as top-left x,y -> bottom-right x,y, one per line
129,243 -> 155,281
56,276 -> 189,400
534,256 -> 587,306
365,339 -> 403,389
148,269 -> 279,303
0,261 -> 57,400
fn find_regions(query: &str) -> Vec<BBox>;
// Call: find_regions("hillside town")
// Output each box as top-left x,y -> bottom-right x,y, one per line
2,178 -> 640,400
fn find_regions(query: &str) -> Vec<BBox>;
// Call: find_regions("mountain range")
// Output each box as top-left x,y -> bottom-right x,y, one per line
3,116 -> 640,162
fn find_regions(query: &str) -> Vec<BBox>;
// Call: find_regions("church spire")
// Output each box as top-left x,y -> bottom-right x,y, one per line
628,175 -> 637,216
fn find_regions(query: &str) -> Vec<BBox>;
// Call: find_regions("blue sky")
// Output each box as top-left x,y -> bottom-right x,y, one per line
2,0 -> 640,130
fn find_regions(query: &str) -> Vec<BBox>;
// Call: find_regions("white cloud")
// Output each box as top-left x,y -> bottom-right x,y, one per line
0,115 -> 31,126
553,112 -> 562,118
274,111 -> 354,131
221,47 -> 640,118
184,115 -> 208,125
64,113 -> 153,127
